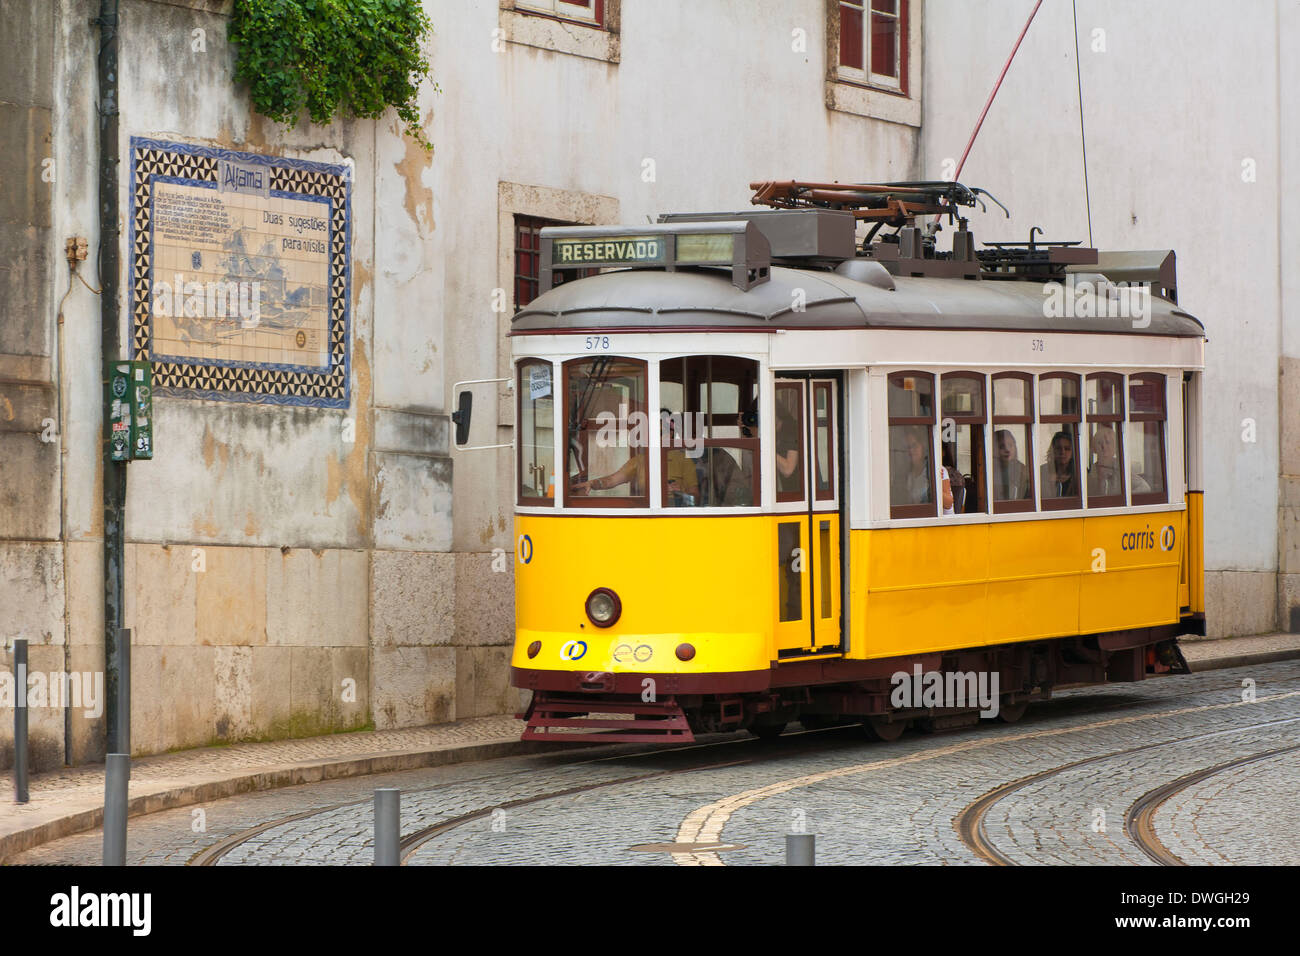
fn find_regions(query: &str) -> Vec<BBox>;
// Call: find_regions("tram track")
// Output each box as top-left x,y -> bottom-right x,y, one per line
1124,742 -> 1300,865
187,667 -> 1300,866
954,715 -> 1300,866
188,727 -> 832,865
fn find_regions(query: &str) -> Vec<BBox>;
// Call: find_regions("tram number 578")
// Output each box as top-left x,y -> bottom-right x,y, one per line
585,336 -> 611,351
1031,338 -> 1045,352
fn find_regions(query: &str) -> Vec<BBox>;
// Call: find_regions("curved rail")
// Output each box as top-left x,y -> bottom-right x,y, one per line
955,716 -> 1300,865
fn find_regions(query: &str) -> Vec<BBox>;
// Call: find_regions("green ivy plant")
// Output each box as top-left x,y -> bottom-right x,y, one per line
230,0 -> 436,150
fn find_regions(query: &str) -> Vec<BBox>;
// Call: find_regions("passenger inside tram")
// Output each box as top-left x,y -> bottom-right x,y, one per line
775,404 -> 801,493
992,428 -> 1032,501
940,446 -> 961,515
891,426 -> 933,505
1088,423 -> 1150,496
1040,429 -> 1079,499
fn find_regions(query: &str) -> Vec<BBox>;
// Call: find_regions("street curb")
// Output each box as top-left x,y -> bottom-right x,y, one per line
0,737 -> 553,865
1186,649 -> 1300,673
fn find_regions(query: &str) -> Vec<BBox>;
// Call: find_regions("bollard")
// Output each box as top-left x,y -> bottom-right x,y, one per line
786,833 -> 815,866
103,753 -> 130,866
13,639 -> 28,804
374,788 -> 400,866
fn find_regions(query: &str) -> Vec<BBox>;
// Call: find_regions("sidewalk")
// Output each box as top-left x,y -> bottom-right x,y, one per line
2,631 -> 1298,864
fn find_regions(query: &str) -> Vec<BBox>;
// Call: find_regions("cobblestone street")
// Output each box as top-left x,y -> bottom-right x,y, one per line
12,661 -> 1300,866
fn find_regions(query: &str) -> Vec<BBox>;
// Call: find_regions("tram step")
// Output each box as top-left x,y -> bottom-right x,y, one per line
521,694 -> 696,744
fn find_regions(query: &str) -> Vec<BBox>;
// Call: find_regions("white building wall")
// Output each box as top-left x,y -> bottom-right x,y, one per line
921,0 -> 1296,635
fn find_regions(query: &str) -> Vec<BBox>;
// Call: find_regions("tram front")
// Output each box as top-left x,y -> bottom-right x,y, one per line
506,222 -> 850,742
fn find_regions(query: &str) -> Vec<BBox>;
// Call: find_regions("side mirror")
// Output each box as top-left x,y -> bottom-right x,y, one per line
452,390 -> 473,446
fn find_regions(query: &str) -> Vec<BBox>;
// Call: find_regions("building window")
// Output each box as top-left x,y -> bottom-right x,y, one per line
516,0 -> 603,27
838,0 -> 907,92
513,215 -> 597,311
887,371 -> 936,519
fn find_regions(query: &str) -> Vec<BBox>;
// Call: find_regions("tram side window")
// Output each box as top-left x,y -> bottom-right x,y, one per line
1037,373 -> 1082,511
659,356 -> 759,508
774,381 -> 804,501
517,359 -> 556,505
940,373 -> 987,514
991,373 -> 1034,514
1128,373 -> 1168,505
888,372 -> 936,518
1085,372 -> 1126,507
813,382 -> 835,501
564,357 -> 649,507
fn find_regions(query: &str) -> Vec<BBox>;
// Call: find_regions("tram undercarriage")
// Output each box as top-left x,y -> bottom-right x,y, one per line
516,627 -> 1193,744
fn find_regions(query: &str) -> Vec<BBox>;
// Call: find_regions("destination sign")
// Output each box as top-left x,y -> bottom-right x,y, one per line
552,236 -> 667,266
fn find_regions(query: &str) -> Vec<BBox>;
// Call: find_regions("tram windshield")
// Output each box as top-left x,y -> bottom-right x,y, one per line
659,356 -> 759,507
563,357 -> 650,507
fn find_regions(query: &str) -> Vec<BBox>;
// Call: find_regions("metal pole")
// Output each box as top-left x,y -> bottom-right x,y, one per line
103,753 -> 129,866
13,639 -> 28,804
116,628 -> 130,756
785,833 -> 815,866
97,0 -> 126,758
374,788 -> 400,866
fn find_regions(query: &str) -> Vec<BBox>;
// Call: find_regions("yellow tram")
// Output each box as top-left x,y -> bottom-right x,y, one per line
493,182 -> 1205,743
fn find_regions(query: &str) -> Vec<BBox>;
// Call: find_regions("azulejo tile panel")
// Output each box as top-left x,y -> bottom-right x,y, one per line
129,137 -> 352,408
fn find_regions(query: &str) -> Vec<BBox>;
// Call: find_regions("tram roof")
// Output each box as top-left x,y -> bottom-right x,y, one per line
511,264 -> 1206,338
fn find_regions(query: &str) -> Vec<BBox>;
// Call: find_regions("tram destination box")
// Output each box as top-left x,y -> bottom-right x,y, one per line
659,208 -> 857,264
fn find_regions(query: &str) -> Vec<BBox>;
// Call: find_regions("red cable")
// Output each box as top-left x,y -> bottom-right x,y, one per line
953,0 -> 1044,182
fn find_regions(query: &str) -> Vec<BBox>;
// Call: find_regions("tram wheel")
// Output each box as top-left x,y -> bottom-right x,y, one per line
798,714 -> 837,730
862,716 -> 907,742
996,702 -> 1028,724
748,721 -> 787,740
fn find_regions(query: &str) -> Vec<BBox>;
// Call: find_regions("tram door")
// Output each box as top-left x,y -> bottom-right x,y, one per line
772,377 -> 843,655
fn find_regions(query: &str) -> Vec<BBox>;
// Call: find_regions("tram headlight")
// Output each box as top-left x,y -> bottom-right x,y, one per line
585,588 -> 621,628
527,641 -> 541,659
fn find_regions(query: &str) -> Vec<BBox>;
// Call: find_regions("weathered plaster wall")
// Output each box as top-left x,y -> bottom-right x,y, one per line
2,0 -> 922,768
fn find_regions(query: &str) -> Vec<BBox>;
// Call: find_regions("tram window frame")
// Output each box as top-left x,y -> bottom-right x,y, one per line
1084,372 -> 1126,509
1036,372 -> 1083,512
517,358 -> 557,507
562,356 -> 650,509
1128,373 -> 1169,506
990,372 -> 1035,515
887,370 -> 937,519
939,371 -> 987,515
659,356 -> 761,509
